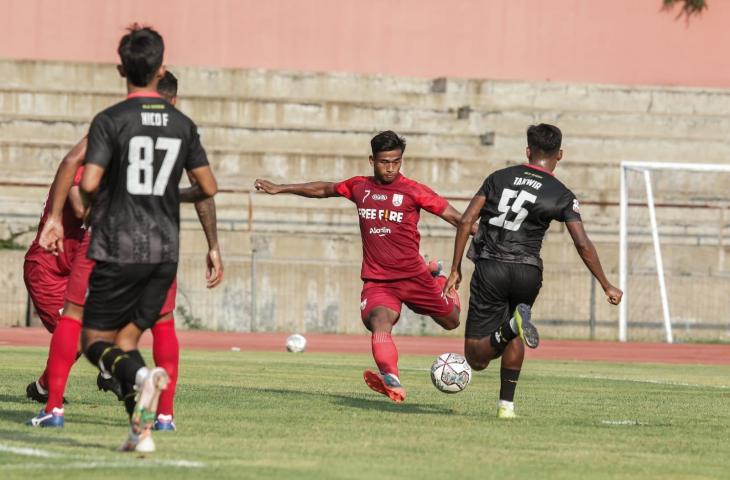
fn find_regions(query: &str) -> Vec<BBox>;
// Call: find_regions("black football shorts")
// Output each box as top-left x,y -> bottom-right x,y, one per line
466,259 -> 542,339
84,261 -> 178,331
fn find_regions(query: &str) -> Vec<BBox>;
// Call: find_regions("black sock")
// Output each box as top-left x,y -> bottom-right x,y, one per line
499,367 -> 520,402
489,319 -> 518,353
86,342 -> 146,416
120,350 -> 147,414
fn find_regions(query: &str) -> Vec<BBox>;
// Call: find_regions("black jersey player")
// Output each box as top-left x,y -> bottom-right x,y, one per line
78,26 -> 217,451
444,124 -> 622,418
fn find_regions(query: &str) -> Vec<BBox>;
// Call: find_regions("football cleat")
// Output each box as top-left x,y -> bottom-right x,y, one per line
363,370 -> 406,403
513,303 -> 539,349
119,425 -> 155,453
27,407 -> 64,427
97,372 -> 124,401
425,257 -> 444,277
497,400 -> 516,419
26,381 -> 66,405
122,367 -> 169,453
154,414 -> 176,431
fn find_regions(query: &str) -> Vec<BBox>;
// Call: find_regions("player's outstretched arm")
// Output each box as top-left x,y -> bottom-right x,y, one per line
254,179 -> 339,198
38,137 -> 88,254
565,220 -> 623,305
443,194 -> 486,296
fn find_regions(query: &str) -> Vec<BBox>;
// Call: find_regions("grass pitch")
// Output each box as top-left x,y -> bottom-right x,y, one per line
0,347 -> 728,479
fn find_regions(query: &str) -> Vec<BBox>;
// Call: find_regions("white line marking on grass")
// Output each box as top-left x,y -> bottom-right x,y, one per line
576,374 -> 730,390
0,443 -> 204,469
1,461 -> 205,470
602,420 -> 643,426
0,444 -> 60,458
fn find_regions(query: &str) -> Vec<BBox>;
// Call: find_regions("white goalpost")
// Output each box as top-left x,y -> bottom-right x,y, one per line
619,161 -> 730,343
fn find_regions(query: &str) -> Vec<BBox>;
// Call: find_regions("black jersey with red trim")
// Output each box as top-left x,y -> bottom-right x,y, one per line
467,163 -> 581,270
85,92 -> 209,264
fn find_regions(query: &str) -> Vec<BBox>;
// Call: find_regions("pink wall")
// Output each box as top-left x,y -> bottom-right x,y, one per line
2,0 -> 728,88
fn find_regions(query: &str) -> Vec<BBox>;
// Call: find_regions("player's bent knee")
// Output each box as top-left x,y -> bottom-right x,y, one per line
466,356 -> 489,371
437,312 -> 460,331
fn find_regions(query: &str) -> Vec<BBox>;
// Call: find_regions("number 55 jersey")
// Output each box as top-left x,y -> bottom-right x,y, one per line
84,92 -> 209,264
468,164 -> 581,271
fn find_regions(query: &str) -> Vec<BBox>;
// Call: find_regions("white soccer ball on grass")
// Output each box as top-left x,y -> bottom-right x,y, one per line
430,353 -> 472,393
286,334 -> 307,353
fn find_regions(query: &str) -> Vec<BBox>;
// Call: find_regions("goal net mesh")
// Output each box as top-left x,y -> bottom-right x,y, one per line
623,166 -> 730,342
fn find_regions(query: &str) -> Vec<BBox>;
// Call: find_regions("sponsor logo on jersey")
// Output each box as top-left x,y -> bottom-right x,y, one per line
358,208 -> 404,223
572,199 -> 581,213
360,299 -> 368,311
369,226 -> 392,237
371,193 -> 388,201
392,194 -> 403,207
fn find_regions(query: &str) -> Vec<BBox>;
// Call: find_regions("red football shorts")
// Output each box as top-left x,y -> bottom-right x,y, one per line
360,269 -> 454,321
65,233 -> 177,315
23,260 -> 66,332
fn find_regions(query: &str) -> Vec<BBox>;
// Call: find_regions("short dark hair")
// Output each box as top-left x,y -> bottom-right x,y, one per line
157,71 -> 178,100
371,130 -> 406,156
527,124 -> 562,156
117,24 -> 164,87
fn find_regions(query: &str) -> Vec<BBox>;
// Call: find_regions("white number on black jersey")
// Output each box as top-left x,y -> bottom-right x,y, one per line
127,135 -> 181,195
489,188 -> 537,231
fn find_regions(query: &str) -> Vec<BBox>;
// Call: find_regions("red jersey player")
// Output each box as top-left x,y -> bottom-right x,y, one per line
255,130 -> 470,402
26,71 -> 223,429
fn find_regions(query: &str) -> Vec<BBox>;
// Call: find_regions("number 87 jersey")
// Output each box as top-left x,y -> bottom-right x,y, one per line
84,91 -> 209,264
467,163 -> 582,271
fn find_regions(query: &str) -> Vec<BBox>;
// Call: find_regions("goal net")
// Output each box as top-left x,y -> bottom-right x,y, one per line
619,162 -> 730,343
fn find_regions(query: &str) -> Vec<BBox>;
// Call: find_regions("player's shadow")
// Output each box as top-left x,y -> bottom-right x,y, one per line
0,428 -> 109,449
252,387 -> 457,415
0,393 -> 27,404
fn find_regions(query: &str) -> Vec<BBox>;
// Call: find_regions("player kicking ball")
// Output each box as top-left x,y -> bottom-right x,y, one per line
444,123 -> 622,418
44,25 -> 217,451
255,131 -> 472,403
25,71 -> 222,432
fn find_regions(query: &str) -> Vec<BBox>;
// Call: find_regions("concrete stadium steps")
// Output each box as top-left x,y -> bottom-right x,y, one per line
0,117 -> 488,161
175,228 -> 726,280
4,60 -> 730,118
5,113 -> 730,170
0,89 -> 478,137
5,88 -> 730,144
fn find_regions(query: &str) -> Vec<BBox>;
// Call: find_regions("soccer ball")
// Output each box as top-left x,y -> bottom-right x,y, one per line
285,334 -> 307,353
430,353 -> 471,393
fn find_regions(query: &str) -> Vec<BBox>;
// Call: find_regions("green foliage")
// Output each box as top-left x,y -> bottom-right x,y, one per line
0,238 -> 25,250
1,348 -> 728,479
663,0 -> 708,18
175,305 -> 204,330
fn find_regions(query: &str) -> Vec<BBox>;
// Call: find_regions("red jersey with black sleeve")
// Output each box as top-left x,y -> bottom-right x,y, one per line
24,166 -> 86,275
334,173 -> 449,281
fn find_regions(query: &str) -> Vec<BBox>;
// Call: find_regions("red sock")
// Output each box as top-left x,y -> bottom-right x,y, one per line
44,316 -> 82,411
372,332 -> 399,378
152,318 -> 179,417
435,275 -> 461,309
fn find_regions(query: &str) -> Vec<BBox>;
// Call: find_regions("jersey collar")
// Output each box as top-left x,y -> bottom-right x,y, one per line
126,91 -> 163,100
523,163 -> 555,176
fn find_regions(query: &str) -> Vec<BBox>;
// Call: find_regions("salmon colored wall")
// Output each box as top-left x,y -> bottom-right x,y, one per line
2,0 -> 728,88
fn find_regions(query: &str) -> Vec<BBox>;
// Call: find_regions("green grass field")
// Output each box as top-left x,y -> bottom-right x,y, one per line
1,347 -> 728,479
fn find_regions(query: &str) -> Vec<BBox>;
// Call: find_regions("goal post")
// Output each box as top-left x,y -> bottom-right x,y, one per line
619,161 -> 730,343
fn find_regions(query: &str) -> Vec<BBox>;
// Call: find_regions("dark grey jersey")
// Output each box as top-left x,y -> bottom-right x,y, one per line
85,92 -> 209,264
468,164 -> 581,270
